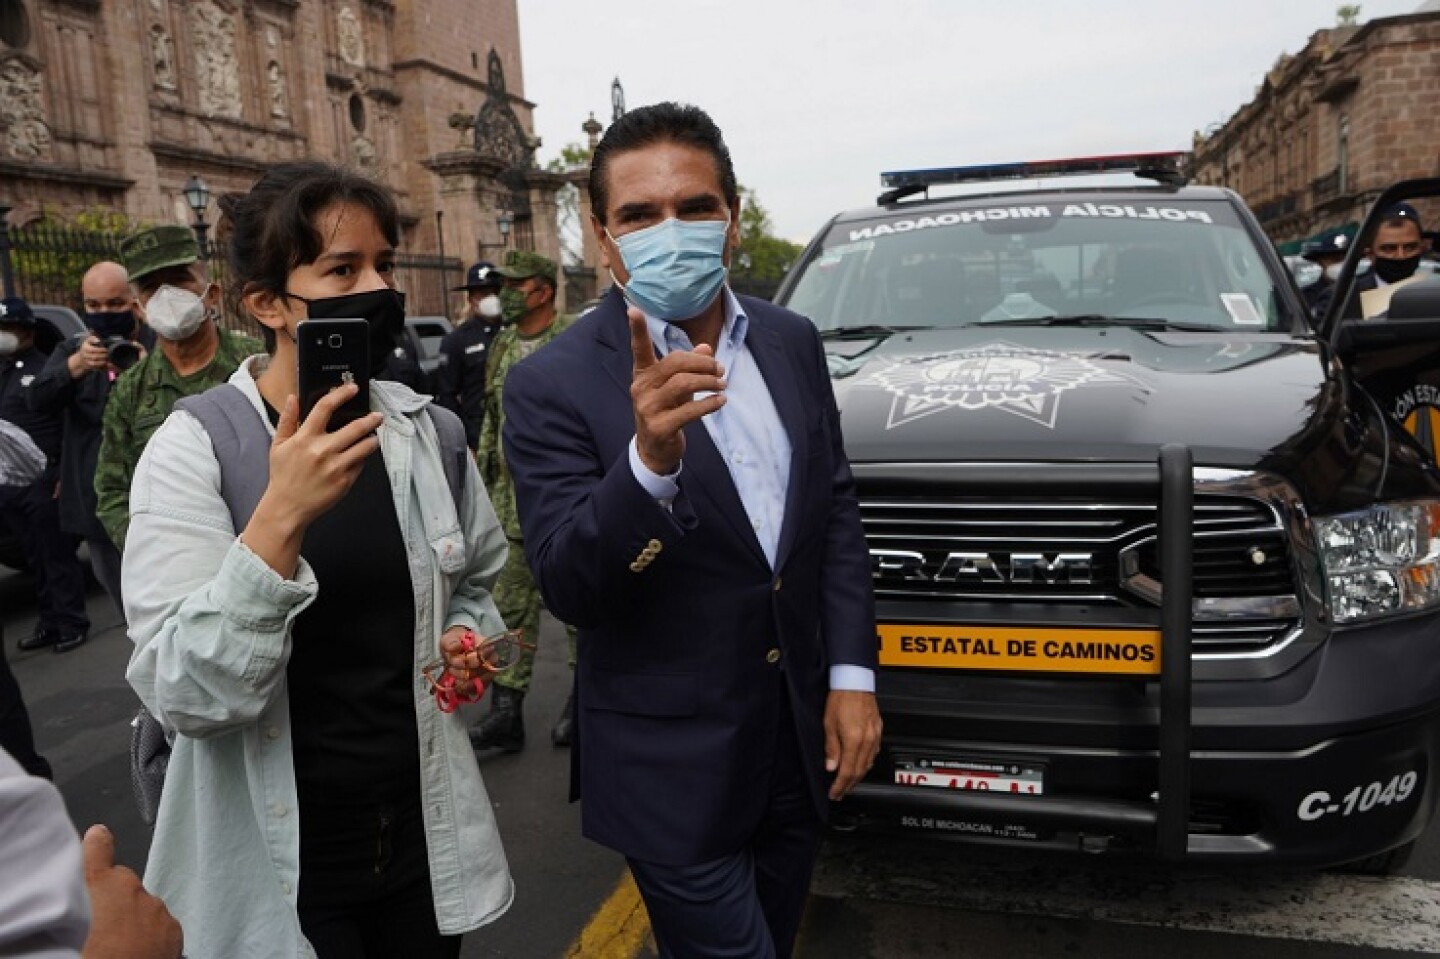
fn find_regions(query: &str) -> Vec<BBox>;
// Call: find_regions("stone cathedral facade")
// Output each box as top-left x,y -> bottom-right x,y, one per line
0,0 -> 565,298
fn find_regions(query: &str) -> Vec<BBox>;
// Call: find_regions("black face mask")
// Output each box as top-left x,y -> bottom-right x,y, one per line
1373,254 -> 1422,285
84,310 -> 136,340
290,287 -> 406,377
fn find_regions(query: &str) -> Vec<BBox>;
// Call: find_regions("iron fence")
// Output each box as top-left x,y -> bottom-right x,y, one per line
0,210 -> 462,335
3,220 -> 126,312
395,252 -> 464,319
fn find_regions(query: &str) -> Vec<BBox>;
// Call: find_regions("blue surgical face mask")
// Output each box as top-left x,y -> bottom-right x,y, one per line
607,217 -> 730,322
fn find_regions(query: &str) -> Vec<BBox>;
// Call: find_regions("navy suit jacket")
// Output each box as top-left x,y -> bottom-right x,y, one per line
502,289 -> 876,865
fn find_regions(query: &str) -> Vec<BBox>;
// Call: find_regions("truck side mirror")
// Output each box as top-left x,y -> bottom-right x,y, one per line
1389,278 -> 1440,321
1334,280 -> 1440,355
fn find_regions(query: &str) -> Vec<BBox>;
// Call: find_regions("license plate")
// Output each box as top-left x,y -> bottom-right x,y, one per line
877,624 -> 1161,675
894,756 -> 1044,795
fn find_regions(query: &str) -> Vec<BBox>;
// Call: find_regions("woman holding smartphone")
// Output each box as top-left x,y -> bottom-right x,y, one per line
122,162 -> 512,959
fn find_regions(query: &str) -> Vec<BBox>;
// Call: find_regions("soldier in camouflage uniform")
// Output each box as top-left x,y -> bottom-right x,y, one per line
95,226 -> 263,551
469,250 -> 579,753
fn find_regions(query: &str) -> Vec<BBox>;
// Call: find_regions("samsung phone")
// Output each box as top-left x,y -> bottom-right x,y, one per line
297,318 -> 370,431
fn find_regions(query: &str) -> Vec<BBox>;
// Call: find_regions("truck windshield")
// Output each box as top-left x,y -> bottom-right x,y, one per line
786,198 -> 1292,334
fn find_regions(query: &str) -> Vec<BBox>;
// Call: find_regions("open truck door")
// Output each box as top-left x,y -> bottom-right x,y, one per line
1325,179 -> 1440,464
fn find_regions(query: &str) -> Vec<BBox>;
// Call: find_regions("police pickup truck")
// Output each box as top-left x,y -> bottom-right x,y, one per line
776,154 -> 1440,872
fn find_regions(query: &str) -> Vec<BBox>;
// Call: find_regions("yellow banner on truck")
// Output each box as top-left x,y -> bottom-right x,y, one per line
877,624 -> 1162,675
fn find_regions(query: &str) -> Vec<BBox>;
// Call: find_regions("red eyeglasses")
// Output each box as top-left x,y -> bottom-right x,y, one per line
421,628 -> 533,713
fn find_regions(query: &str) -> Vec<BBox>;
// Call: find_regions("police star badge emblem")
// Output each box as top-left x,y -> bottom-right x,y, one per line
863,342 -> 1149,430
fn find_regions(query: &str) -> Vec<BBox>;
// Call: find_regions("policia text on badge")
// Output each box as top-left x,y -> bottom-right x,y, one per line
876,624 -> 1162,675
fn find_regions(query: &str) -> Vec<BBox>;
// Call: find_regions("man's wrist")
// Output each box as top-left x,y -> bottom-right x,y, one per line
628,437 -> 680,507
829,664 -> 875,693
637,444 -> 679,478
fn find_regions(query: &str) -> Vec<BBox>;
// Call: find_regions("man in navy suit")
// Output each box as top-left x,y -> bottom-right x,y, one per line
502,102 -> 881,958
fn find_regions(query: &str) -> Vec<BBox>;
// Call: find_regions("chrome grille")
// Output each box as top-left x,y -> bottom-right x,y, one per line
1192,620 -> 1298,653
862,494 -> 1290,604
1131,532 -> 1292,597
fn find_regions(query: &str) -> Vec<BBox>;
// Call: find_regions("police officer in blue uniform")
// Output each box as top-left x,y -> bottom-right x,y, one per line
0,297 -> 89,654
1300,227 -> 1351,317
435,262 -> 503,450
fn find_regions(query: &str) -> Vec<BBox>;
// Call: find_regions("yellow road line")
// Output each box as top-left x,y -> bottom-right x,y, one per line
566,869 -> 652,958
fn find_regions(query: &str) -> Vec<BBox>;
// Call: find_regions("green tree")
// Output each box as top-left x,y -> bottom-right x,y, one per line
545,142 -> 594,174
733,187 -> 802,296
1336,4 -> 1362,26
545,141 -> 594,268
12,207 -> 147,310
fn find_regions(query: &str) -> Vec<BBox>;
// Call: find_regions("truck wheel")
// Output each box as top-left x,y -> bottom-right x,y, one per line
1336,840 -> 1416,876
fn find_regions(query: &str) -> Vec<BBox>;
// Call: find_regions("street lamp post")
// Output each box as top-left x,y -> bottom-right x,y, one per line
0,203 -> 15,299
183,174 -> 211,261
496,209 -> 514,253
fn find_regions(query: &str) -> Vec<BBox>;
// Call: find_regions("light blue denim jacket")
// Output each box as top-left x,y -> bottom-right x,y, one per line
123,358 -> 512,959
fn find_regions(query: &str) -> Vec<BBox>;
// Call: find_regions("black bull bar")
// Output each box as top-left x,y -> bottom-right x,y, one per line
845,445 -> 1197,859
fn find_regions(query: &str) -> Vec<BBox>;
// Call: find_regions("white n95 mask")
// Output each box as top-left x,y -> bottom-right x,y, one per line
145,285 -> 209,341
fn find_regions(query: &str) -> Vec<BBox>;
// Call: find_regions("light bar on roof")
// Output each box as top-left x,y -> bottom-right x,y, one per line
881,152 -> 1190,189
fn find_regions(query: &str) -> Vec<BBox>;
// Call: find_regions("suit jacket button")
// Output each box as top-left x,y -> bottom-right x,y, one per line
647,538 -> 663,553
766,648 -> 781,664
629,561 -> 644,572
772,577 -> 783,592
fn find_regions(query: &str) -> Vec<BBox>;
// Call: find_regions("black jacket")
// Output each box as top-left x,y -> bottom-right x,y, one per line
435,317 -> 500,449
28,334 -> 113,538
1313,272 -> 1380,321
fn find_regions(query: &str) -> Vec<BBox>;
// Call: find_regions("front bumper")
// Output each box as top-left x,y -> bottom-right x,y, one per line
839,611 -> 1440,866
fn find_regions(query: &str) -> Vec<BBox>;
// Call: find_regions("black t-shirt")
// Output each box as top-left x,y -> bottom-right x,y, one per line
268,403 -> 420,807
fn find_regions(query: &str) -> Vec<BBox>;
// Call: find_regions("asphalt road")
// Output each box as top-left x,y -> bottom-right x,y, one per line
7,563 -> 1440,958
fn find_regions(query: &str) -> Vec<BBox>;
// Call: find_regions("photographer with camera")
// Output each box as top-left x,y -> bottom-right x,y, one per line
30,262 -> 143,624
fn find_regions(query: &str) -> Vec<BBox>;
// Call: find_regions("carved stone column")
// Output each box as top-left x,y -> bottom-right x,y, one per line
424,150 -> 509,268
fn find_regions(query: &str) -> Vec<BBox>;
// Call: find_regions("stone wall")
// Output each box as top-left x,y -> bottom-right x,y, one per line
1191,11 -> 1440,246
0,0 -> 562,300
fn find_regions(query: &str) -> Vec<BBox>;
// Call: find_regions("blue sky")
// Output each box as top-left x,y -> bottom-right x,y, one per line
520,0 -> 1424,242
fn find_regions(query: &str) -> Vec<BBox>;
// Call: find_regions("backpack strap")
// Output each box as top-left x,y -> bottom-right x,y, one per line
425,403 -> 468,515
174,384 -> 272,531
177,384 -> 467,528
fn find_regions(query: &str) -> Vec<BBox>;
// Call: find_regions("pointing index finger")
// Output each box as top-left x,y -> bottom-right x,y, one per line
628,307 -> 657,373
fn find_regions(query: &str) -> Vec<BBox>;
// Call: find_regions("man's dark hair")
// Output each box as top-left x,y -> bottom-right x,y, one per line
1379,213 -> 1425,235
588,102 -> 738,224
218,161 -> 400,352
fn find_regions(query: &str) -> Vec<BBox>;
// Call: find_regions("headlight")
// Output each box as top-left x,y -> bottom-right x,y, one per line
1314,501 -> 1440,623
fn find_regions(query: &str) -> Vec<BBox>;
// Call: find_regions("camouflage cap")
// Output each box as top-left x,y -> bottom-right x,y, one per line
118,225 -> 201,284
494,249 -> 557,282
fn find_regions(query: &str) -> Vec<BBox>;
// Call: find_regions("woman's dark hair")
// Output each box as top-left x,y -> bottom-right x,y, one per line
588,102 -> 738,225
219,161 -> 401,352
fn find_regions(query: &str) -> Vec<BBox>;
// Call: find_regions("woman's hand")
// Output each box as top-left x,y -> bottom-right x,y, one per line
241,384 -> 383,578
438,626 -> 502,699
266,386 -> 382,526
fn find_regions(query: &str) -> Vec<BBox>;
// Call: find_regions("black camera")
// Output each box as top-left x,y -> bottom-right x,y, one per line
103,336 -> 143,371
